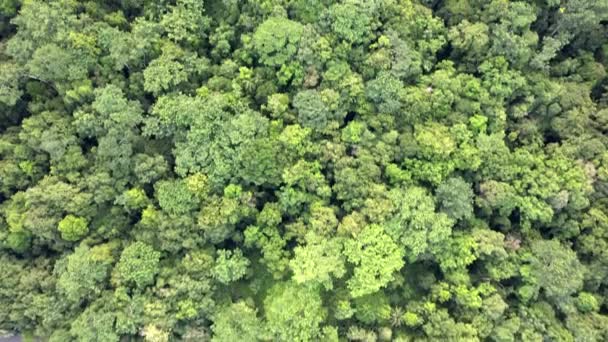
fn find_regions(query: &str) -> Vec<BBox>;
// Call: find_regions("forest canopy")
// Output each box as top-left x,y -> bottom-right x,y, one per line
1,0 -> 608,341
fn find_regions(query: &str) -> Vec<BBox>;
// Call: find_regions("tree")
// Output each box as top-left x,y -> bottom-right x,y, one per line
26,44 -> 89,88
527,239 -> 585,300
172,96 -> 271,187
116,188 -> 150,213
327,0 -> 378,45
97,20 -> 162,72
70,295 -> 120,342
478,57 -> 526,102
293,89 -> 343,132
154,179 -> 199,216
354,292 -> 391,325
143,53 -> 187,95
253,17 -> 304,67
55,243 -> 114,303
1,0 -> 608,340
264,282 -> 327,341
448,20 -> 489,67
434,233 -> 477,273
143,43 -> 206,95
133,154 -> 168,185
436,177 -> 475,221
6,0 -> 79,64
244,225 -> 290,279
0,0 -> 18,18
343,224 -> 404,298
384,187 -> 454,263
161,0 -> 209,47
238,136 -> 286,186
332,154 -> 384,211
57,215 -> 88,241
366,71 -> 404,115
212,249 -> 250,284
112,242 -> 161,290
199,185 -> 256,244
290,232 -> 345,290
211,302 -> 262,341
2,176 -> 92,243
0,62 -> 22,106
421,308 -> 478,341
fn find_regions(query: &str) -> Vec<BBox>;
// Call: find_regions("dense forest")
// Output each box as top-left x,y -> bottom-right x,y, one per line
1,0 -> 608,341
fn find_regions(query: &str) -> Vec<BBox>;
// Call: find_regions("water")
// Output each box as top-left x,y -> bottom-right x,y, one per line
0,336 -> 20,342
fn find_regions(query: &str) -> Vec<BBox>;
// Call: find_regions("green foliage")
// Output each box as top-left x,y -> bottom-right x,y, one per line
117,188 -> 149,212
0,62 -> 22,106
2,177 -> 92,243
143,43 -> 205,95
56,243 -> 114,303
385,187 -> 454,262
328,0 -> 377,45
527,239 -> 585,299
253,17 -> 304,67
57,215 -> 88,241
154,179 -> 199,216
70,295 -> 120,342
354,292 -> 391,325
112,242 -> 161,290
1,0 -> 608,340
293,89 -> 343,131
575,292 -> 599,313
27,44 -> 88,86
211,302 -> 262,342
264,282 -> 327,341
344,224 -> 404,298
436,177 -> 474,221
212,249 -> 250,284
161,0 -> 209,46
290,232 -> 345,290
